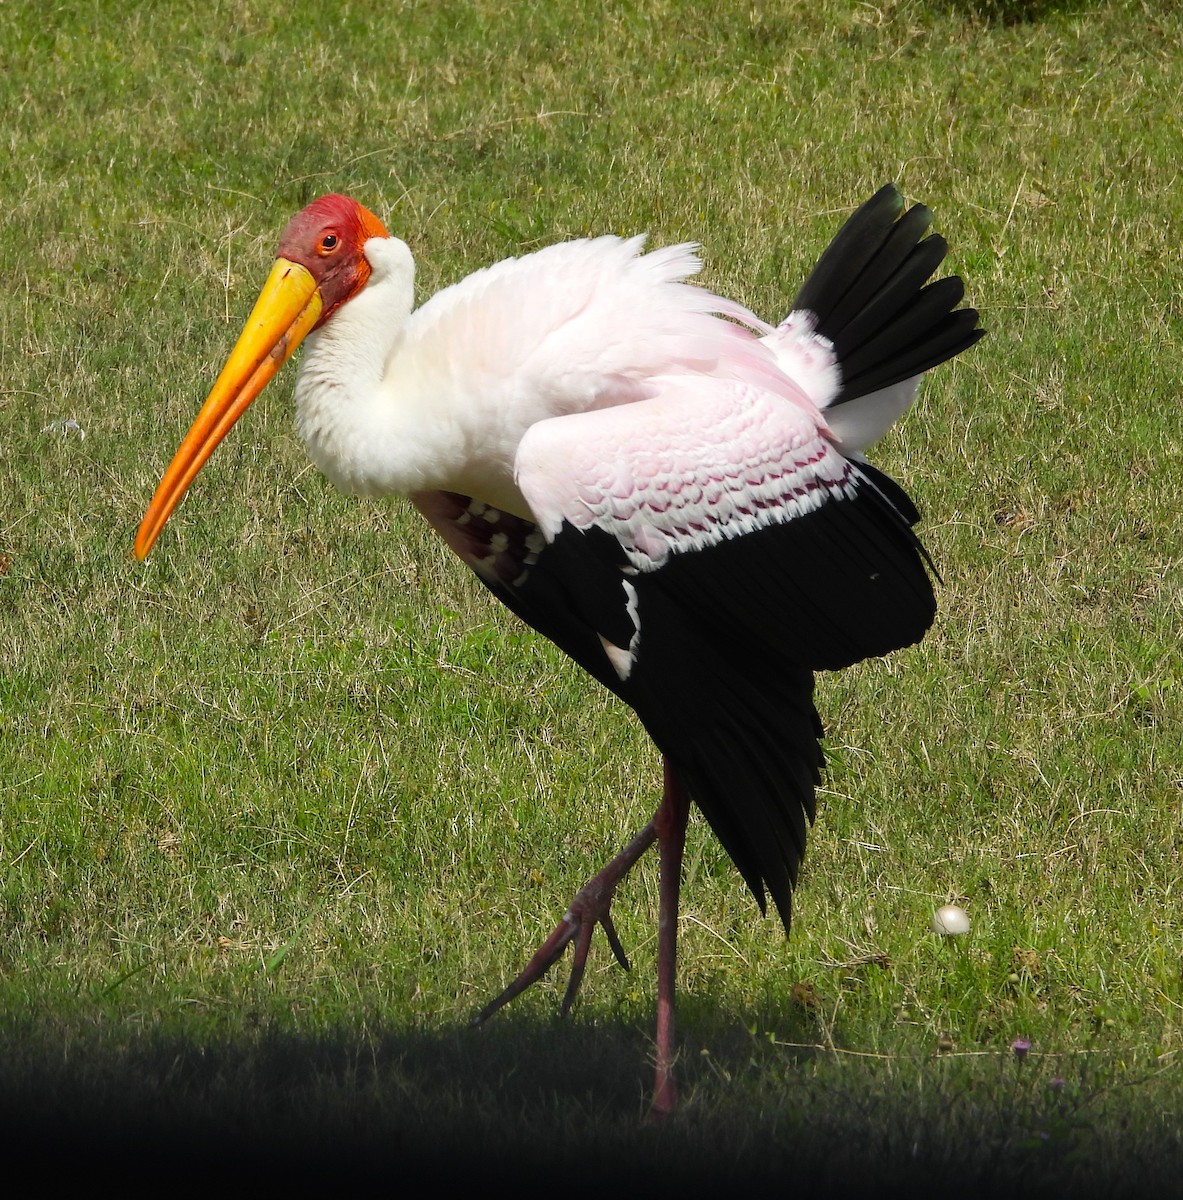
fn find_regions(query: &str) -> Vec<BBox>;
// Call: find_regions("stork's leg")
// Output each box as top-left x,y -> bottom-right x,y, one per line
650,758 -> 690,1118
471,819 -> 658,1026
472,759 -> 691,1117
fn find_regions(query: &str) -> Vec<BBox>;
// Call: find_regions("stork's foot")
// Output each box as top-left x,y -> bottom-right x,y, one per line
471,821 -> 658,1026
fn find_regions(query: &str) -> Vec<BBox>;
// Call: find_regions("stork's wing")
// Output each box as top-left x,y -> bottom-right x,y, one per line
410,489 -> 630,695
413,376 -> 934,930
516,377 -> 935,675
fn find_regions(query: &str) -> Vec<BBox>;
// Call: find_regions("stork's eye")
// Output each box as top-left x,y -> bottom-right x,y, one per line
318,233 -> 339,255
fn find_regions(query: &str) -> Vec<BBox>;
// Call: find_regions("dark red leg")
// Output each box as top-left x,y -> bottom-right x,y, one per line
471,819 -> 658,1026
473,758 -> 691,1117
649,758 -> 690,1118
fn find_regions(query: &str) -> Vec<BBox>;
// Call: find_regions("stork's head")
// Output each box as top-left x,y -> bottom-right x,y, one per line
276,194 -> 390,327
133,195 -> 388,560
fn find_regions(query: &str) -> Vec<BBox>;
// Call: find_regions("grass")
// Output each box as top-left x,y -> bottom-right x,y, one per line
2,0 -> 1182,1190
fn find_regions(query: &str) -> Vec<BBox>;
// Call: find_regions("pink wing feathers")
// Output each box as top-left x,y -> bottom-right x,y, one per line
402,234 -> 790,424
516,377 -> 855,572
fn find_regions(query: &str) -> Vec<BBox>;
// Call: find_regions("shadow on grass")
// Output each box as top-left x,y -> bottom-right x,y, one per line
927,0 -> 1093,23
2,1003 -> 1179,1195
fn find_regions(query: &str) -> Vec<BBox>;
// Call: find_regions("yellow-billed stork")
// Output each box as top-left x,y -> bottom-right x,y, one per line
135,184 -> 983,1115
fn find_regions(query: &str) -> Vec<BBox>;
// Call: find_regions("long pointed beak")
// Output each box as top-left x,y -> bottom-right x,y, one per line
134,257 -> 323,560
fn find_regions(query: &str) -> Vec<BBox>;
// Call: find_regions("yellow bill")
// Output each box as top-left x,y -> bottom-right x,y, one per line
134,257 -> 322,560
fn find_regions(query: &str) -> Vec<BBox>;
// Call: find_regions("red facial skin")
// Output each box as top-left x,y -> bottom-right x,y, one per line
277,194 -> 389,327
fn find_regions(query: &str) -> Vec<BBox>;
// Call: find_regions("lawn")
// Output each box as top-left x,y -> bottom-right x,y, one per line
2,0 -> 1181,1190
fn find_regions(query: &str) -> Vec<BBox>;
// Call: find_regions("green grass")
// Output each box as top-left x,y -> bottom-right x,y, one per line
3,0 -> 1182,1189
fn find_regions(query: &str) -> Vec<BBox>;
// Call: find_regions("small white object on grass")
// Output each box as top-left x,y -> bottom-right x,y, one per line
41,418 -> 86,439
932,904 -> 970,936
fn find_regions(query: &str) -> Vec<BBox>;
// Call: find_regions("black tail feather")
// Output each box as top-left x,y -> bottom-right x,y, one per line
830,237 -> 953,360
839,274 -> 965,381
844,309 -> 984,397
790,183 -> 906,321
823,201 -> 935,337
791,183 -> 983,405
